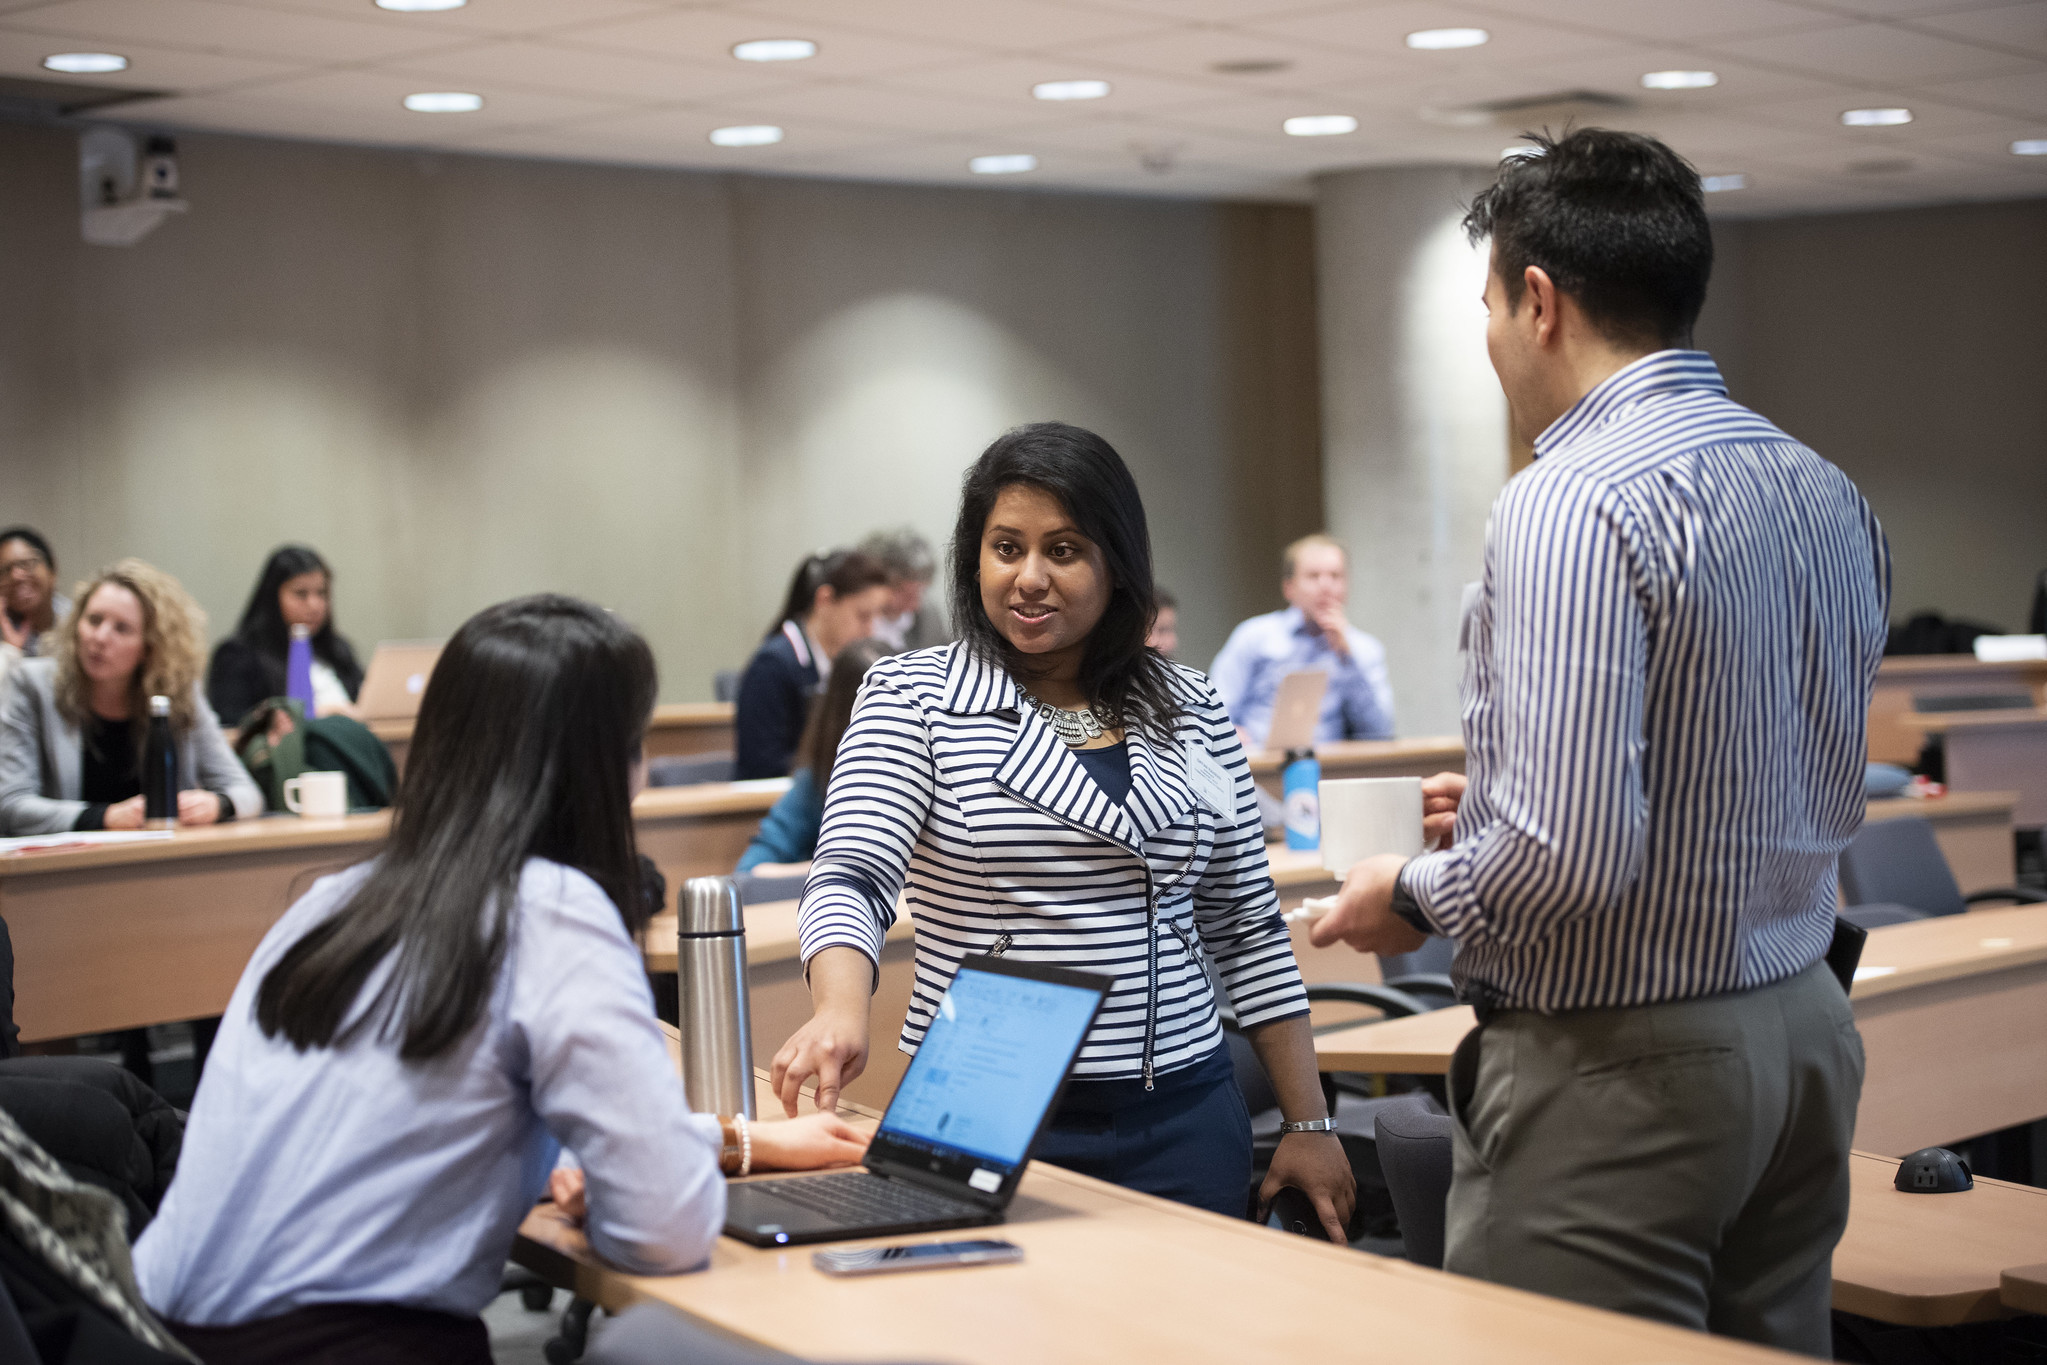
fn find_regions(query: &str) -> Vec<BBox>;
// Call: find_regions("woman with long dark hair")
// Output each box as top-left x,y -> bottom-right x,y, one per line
733,549 -> 891,780
135,596 -> 865,1363
736,636 -> 889,874
773,423 -> 1354,1238
206,544 -> 365,727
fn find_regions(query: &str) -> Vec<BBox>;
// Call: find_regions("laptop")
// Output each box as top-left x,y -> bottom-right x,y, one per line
355,641 -> 443,722
723,955 -> 1110,1247
1262,668 -> 1330,752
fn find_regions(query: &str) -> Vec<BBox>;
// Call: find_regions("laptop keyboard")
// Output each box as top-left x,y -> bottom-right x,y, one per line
750,1171 -> 983,1223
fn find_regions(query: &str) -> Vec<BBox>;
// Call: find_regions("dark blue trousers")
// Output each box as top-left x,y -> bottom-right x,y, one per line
1031,1043 -> 1251,1219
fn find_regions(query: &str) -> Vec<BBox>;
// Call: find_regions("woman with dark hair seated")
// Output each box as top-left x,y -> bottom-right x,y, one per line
733,549 -> 891,780
774,423 -> 1355,1239
0,526 -> 68,658
206,544 -> 365,727
135,595 -> 866,1364
736,637 -> 889,875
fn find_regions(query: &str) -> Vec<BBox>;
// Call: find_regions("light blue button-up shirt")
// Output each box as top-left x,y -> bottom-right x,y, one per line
134,858 -> 726,1325
1208,606 -> 1396,746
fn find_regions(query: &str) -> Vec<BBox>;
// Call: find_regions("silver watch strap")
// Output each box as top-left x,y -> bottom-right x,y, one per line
1279,1117 -> 1338,1134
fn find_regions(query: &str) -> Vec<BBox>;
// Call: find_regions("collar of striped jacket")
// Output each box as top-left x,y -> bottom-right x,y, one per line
1533,348 -> 1726,460
937,642 -> 1206,859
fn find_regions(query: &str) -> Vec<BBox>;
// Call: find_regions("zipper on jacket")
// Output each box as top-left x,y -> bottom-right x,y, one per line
1142,865 -> 1158,1091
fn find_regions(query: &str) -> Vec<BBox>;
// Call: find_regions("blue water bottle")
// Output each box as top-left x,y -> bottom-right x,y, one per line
286,622 -> 315,708
1282,747 -> 1320,851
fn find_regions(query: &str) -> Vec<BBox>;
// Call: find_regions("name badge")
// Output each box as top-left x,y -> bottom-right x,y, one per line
1182,742 -> 1235,817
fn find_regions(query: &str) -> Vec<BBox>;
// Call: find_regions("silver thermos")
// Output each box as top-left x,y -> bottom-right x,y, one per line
675,876 -> 756,1119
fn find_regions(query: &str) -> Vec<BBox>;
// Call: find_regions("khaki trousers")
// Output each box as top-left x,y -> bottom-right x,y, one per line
1444,961 -> 1863,1357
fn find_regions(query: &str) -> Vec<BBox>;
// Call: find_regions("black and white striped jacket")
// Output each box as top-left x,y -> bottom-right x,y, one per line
797,642 -> 1309,1084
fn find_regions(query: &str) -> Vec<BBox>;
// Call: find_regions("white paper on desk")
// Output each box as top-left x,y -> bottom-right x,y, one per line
0,830 -> 176,854
1972,634 -> 2047,662
1852,966 -> 1896,981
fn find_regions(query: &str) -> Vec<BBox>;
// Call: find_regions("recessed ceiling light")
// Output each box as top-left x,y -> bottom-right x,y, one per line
403,91 -> 482,112
1642,70 -> 1717,90
732,38 -> 816,62
376,0 -> 466,10
1406,28 -> 1488,50
1033,79 -> 1110,101
1500,145 -> 1541,160
1701,173 -> 1747,192
710,125 -> 784,147
1841,107 -> 1911,127
43,52 -> 128,74
1285,114 -> 1357,137
2011,139 -> 2047,156
970,153 -> 1037,174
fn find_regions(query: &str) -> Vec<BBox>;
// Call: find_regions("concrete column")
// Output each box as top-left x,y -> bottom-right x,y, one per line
1315,166 -> 1508,738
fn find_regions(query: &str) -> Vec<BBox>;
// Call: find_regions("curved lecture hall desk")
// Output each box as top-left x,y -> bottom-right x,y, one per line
513,1056 -> 1803,1365
373,701 -> 735,775
2,777 -> 786,1045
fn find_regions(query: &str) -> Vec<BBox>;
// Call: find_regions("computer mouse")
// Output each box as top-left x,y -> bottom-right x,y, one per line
1895,1148 -> 1973,1193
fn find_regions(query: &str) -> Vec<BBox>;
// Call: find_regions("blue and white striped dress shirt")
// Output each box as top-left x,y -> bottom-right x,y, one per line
797,643 -> 1309,1083
1400,351 -> 1891,1013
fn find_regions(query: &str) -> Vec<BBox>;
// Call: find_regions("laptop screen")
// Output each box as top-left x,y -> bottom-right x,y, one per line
872,963 -> 1102,1187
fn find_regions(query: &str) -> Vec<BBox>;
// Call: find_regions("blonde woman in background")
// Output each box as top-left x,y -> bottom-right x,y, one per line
0,559 -> 261,835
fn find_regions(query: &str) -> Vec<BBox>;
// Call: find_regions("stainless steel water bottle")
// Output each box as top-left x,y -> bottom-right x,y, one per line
143,694 -> 177,828
675,876 -> 756,1119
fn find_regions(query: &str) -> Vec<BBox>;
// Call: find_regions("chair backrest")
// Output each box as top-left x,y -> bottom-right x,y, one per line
1838,816 -> 1966,917
713,669 -> 742,703
1378,935 -> 1454,982
647,752 -> 737,788
1220,1025 -> 1279,1118
1374,1097 -> 1455,1269
1914,691 -> 2036,713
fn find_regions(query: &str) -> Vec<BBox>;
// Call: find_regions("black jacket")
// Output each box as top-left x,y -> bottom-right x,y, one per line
734,625 -> 822,781
205,633 -> 363,728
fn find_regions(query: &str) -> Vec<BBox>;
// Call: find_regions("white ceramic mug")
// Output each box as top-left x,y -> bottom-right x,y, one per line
283,770 -> 348,819
1318,776 -> 1424,875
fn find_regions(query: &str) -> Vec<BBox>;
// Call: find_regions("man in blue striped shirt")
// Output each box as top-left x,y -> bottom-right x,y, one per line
1314,130 -> 1890,1354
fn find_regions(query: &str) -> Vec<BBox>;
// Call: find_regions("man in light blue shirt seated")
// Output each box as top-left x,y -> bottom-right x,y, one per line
1209,534 -> 1395,747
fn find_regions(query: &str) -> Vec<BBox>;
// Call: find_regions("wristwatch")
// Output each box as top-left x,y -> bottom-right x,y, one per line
1279,1117 -> 1339,1135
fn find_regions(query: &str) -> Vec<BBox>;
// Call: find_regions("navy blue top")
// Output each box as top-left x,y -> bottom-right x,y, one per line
1071,742 -> 1132,806
734,624 -> 823,781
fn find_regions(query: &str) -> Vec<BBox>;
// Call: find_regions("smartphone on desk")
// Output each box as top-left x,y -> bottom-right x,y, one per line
812,1239 -> 1024,1277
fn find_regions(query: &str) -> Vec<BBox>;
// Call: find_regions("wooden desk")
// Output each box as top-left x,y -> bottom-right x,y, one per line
1898,710 -> 2047,827
1863,791 -> 2020,895
2,780 -> 783,1044
1868,655 -> 2047,767
1834,1152 -> 2047,1326
514,1082 -> 1798,1365
2002,1262 -> 2047,1317
1249,736 -> 1465,800
1308,905 -> 2047,1158
371,701 -> 735,774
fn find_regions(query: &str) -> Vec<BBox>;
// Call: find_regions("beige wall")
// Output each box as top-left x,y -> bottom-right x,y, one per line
0,121 -> 1320,700
1705,199 -> 2047,633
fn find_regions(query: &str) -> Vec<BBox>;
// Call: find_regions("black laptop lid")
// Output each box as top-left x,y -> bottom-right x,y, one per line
865,955 -> 1109,1206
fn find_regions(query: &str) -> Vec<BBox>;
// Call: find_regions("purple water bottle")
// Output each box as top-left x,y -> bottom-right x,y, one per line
286,623 -> 315,708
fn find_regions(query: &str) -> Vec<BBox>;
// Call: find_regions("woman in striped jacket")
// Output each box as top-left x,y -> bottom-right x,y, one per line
774,423 -> 1355,1238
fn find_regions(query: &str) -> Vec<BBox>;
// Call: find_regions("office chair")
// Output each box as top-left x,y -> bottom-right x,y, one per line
587,1304 -> 809,1364
1373,1095 -> 1456,1269
1838,816 -> 2043,918
1838,903 -> 1932,931
1376,935 -> 1459,1010
646,752 -> 737,787
713,670 -> 742,703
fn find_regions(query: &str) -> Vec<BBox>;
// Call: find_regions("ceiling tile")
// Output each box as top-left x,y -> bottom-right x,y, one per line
1920,65 -> 2047,111
2,0 -> 475,64
0,27 -> 296,90
1247,2 -> 1630,64
218,0 -> 675,37
1464,0 -> 1834,43
1905,2 -> 2047,59
565,7 -> 980,80
887,56 -> 1228,115
378,37 -> 774,106
1730,86 -> 2017,132
721,0 -> 1175,53
1707,18 -> 2037,82
1067,23 -> 1410,89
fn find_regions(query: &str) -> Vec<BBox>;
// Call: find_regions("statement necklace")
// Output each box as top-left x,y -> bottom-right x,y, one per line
1021,691 -> 1121,748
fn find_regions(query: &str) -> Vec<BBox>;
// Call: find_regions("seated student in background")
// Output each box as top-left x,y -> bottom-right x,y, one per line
0,559 -> 262,834
207,544 -> 366,727
859,527 -> 948,652
0,527 -> 70,693
1208,534 -> 1394,747
134,595 -> 865,1365
734,549 -> 890,780
736,638 -> 887,876
1146,586 -> 1179,659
